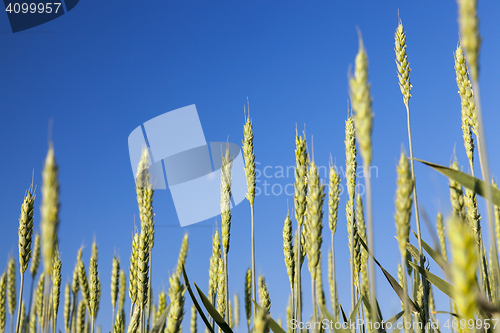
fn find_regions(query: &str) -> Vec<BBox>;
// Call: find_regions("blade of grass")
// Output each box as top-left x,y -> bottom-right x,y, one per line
194,283 -> 232,333
149,304 -> 171,333
407,262 -> 453,299
181,267 -> 215,333
412,232 -> 450,275
414,159 -> 500,206
358,238 -> 418,312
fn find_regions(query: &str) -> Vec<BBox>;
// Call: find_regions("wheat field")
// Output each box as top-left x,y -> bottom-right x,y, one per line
2,1 -> 500,333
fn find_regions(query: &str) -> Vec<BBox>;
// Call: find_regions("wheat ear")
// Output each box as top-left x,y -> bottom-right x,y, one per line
258,276 -> 270,333
349,30 -> 376,317
220,146 -> 233,321
7,258 -> 16,333
283,212 -> 294,293
449,215 -> 477,330
111,256 -> 120,326
52,252 -> 62,333
176,234 -> 189,277
63,283 -> 70,333
1,274 -> 6,333
208,230 -> 221,332
28,233 -> 40,321
166,274 -> 185,333
304,158 -> 325,328
233,294 -> 239,329
394,151 -> 413,331
344,116 -> 357,311
244,268 -> 251,332
16,184 -> 35,333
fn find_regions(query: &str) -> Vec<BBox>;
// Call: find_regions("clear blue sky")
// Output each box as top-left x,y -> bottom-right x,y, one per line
1,1 -> 500,332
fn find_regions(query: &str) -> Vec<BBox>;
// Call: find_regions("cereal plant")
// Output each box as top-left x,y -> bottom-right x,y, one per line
2,2 -> 500,333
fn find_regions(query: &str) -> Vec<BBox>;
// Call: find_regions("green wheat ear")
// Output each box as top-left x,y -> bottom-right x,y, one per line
349,32 -> 373,166
18,184 -> 35,273
394,150 -> 413,257
30,233 -> 40,279
0,273 -> 6,333
41,143 -> 60,277
449,215 -> 478,326
395,19 -> 412,106
283,212 -> 294,291
176,233 -> 189,277
244,268 -> 251,330
7,258 -> 16,317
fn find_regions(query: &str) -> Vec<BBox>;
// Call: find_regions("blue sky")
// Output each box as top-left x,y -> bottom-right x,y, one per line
1,0 -> 500,332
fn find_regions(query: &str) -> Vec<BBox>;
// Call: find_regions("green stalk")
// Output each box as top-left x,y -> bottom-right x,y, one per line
251,204 -> 256,323
15,274 -> 24,333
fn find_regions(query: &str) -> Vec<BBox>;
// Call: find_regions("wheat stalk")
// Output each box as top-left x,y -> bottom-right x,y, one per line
458,0 -> 500,290
220,146 -> 233,322
293,131 -> 307,331
191,304 -> 197,333
349,30 -> 376,318
242,101 -> 256,325
16,184 -> 35,333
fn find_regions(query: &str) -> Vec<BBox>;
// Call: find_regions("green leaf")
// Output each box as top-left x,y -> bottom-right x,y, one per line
414,159 -> 500,206
413,231 -> 450,277
358,237 -> 418,313
385,311 -> 403,325
252,301 -> 286,333
339,304 -> 348,323
407,262 -> 453,299
182,266 -> 215,333
194,282 -> 233,333
150,304 -> 171,333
